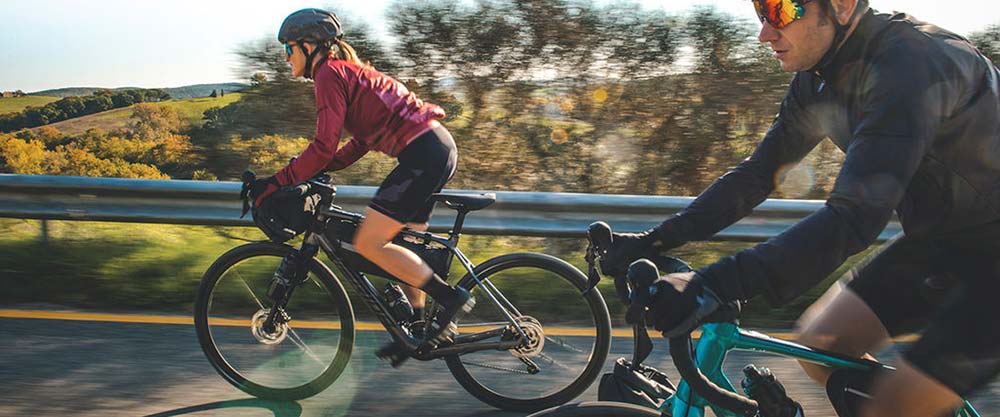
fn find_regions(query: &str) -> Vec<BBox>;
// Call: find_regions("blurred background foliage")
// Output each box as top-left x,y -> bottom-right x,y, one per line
6,1 -> 1000,199
214,1 -> 805,198
3,1 -> 1000,323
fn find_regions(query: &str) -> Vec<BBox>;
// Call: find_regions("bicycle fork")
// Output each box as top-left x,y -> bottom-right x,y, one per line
262,243 -> 320,333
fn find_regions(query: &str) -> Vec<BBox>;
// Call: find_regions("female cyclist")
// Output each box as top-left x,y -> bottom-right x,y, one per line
252,8 -> 473,353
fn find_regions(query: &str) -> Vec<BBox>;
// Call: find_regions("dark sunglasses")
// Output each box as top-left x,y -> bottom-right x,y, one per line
284,43 -> 295,57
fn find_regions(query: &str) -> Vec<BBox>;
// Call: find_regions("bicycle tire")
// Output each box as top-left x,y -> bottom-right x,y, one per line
194,242 -> 355,400
527,401 -> 665,417
445,253 -> 612,412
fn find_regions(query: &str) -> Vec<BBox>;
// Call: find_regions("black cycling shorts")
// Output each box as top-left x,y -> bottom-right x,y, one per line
369,125 -> 457,224
846,222 -> 1000,395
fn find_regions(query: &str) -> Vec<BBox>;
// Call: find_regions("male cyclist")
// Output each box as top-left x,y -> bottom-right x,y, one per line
603,1 -> 1000,416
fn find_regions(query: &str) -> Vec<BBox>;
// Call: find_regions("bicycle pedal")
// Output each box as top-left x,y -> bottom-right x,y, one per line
376,342 -> 412,368
417,321 -> 457,350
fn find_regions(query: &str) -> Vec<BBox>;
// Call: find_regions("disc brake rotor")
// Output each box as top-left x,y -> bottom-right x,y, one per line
251,309 -> 288,345
510,316 -> 545,359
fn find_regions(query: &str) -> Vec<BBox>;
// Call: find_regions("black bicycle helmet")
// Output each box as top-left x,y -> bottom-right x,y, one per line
278,8 -> 343,44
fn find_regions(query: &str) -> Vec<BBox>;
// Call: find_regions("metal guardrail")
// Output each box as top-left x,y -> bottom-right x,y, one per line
0,174 -> 902,240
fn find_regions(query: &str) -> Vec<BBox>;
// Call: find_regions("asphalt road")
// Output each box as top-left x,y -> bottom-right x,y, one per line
2,315 -> 997,417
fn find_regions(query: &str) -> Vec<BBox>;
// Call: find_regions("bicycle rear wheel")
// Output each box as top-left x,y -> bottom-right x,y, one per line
445,253 -> 612,412
194,242 -> 355,400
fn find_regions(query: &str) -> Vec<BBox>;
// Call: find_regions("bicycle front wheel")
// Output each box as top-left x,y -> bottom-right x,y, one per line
194,242 -> 355,400
446,253 -> 612,412
527,401 -> 664,417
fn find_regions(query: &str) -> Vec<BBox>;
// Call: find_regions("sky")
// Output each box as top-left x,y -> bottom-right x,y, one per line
1,0 -> 998,93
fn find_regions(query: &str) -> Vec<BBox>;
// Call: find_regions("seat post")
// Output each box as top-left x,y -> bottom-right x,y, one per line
449,209 -> 470,245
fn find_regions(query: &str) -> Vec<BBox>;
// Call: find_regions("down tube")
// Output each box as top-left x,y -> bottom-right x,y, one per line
667,323 -> 743,417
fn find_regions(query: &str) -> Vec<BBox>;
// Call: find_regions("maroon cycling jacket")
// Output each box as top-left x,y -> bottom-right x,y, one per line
274,58 -> 446,186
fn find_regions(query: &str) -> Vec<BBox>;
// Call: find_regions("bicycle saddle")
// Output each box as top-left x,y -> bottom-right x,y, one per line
432,193 -> 496,211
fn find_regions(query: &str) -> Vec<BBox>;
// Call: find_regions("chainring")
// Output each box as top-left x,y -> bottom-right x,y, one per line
509,316 -> 545,359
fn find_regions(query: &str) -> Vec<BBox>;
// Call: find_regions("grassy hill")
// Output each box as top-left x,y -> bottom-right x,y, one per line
0,96 -> 60,115
43,93 -> 242,135
30,83 -> 248,99
161,83 -> 247,99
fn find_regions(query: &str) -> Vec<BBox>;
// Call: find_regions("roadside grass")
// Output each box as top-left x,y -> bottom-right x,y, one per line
0,218 -> 874,328
0,96 -> 60,114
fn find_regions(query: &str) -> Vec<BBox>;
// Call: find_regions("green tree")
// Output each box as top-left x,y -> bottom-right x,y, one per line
969,23 -> 1000,65
128,103 -> 182,141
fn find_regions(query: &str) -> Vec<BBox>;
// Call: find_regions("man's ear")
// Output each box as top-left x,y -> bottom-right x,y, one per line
830,0 -> 861,26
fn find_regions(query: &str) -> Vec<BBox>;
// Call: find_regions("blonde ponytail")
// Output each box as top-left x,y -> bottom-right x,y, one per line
329,40 -> 372,69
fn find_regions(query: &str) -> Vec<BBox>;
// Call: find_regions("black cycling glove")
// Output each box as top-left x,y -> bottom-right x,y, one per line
250,176 -> 280,207
625,260 -> 722,338
601,228 -> 665,278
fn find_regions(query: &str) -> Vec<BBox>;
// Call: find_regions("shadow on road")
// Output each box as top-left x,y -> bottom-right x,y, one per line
143,398 -> 303,417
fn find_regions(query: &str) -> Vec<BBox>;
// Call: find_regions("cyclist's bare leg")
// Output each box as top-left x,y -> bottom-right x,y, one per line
795,282 -> 890,385
399,222 -> 430,310
354,209 -> 434,287
859,358 -> 963,417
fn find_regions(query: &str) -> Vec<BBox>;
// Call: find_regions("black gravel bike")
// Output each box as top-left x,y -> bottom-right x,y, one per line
194,173 -> 611,412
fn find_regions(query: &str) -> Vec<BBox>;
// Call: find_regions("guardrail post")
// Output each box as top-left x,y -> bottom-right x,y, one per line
40,219 -> 50,245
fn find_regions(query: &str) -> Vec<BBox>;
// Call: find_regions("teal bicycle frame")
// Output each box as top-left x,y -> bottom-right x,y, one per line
663,322 -> 982,417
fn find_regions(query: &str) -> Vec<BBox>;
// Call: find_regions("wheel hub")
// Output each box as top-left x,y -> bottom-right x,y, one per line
251,309 -> 288,345
510,316 -> 545,359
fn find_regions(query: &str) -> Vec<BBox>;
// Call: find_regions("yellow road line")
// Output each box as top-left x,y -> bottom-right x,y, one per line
0,309 -> 919,342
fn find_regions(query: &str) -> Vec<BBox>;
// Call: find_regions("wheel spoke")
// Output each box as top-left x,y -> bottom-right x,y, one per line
234,268 -> 266,310
286,326 -> 326,366
545,335 -> 586,354
536,352 -> 573,371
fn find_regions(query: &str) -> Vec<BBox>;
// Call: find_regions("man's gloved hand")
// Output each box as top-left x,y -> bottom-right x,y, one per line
250,176 -> 280,207
742,365 -> 804,417
600,229 -> 663,278
625,260 -> 722,338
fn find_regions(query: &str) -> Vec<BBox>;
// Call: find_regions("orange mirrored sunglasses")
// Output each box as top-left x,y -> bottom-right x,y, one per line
752,0 -> 814,29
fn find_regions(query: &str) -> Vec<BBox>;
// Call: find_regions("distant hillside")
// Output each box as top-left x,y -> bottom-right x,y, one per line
40,93 -> 242,135
0,96 -> 60,115
27,87 -> 125,98
162,83 -> 248,99
29,83 -> 247,99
